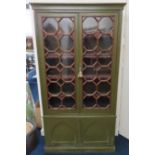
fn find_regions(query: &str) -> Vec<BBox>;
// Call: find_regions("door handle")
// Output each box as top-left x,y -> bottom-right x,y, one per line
78,66 -> 83,79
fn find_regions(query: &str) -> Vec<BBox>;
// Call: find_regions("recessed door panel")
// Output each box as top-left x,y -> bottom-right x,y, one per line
80,117 -> 115,146
44,117 -> 79,146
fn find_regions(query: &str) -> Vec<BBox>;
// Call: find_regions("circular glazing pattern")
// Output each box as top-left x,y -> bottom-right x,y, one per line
83,55 -> 96,66
83,17 -> 97,34
47,68 -> 59,77
48,83 -> 61,94
83,67 -> 96,79
63,97 -> 75,107
62,82 -> 74,95
49,97 -> 61,107
83,96 -> 96,107
61,54 -> 74,66
83,35 -> 97,50
97,96 -> 110,107
62,68 -> 74,81
98,68 -> 111,79
60,36 -> 73,51
99,17 -> 113,33
99,34 -> 113,50
59,18 -> 74,34
83,82 -> 96,94
44,36 -> 58,51
43,18 -> 58,33
98,55 -> 112,66
46,55 -> 59,67
98,82 -> 110,94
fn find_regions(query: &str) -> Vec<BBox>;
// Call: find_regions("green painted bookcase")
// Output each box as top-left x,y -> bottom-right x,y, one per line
30,2 -> 125,153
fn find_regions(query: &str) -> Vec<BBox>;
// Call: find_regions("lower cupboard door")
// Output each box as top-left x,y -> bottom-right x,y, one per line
79,117 -> 115,146
44,116 -> 115,148
44,117 -> 79,146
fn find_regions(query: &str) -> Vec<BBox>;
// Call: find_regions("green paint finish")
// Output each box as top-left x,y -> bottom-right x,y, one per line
44,116 -> 115,152
44,117 -> 79,146
76,13 -> 82,112
31,2 -> 125,152
45,145 -> 115,153
80,117 -> 115,146
111,11 -> 123,115
31,3 -> 125,12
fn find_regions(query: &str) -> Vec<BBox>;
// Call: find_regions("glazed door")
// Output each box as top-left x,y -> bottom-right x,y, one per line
36,13 -> 80,114
79,13 -> 118,114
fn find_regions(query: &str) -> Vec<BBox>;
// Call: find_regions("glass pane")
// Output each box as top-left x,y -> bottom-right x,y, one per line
97,96 -> 110,107
48,83 -> 61,94
99,17 -> 113,32
61,54 -> 74,66
83,82 -> 96,94
98,82 -> 110,94
82,15 -> 114,109
46,56 -> 59,66
98,55 -> 111,66
83,17 -> 97,33
83,67 -> 96,79
44,36 -> 58,50
62,82 -> 74,94
47,68 -> 59,77
43,18 -> 58,33
83,35 -> 97,50
63,97 -> 75,107
99,35 -> 112,50
62,68 -> 74,81
58,79 -> 64,85
41,16 -> 76,109
98,68 -> 111,79
83,55 -> 96,66
49,97 -> 61,107
60,36 -> 73,51
83,96 -> 96,107
59,18 -> 74,34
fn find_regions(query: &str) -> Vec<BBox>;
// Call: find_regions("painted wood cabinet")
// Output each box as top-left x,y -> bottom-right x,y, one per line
31,2 -> 125,153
